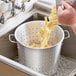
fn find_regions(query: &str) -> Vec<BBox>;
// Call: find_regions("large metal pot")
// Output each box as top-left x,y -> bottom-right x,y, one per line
9,21 -> 70,76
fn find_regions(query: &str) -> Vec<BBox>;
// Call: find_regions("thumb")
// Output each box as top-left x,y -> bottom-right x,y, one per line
62,1 -> 72,9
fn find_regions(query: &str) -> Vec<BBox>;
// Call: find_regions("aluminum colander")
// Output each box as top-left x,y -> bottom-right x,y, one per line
9,21 -> 70,76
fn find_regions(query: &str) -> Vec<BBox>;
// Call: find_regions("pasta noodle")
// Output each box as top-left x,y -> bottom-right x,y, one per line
30,6 -> 58,48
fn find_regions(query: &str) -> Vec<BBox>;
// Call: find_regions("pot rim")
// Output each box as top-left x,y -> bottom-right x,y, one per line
15,20 -> 64,50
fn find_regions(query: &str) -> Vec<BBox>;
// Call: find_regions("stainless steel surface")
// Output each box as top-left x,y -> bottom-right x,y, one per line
0,55 -> 45,76
0,13 -> 4,24
61,26 -> 76,59
0,0 -> 27,23
11,0 -> 15,16
64,30 -> 70,39
1,55 -> 76,76
56,0 -> 61,6
21,1 -> 25,12
9,21 -> 65,76
0,29 -> 18,58
70,68 -> 76,76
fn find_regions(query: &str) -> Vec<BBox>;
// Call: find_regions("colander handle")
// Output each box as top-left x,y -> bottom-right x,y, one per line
9,34 -> 17,43
64,30 -> 70,39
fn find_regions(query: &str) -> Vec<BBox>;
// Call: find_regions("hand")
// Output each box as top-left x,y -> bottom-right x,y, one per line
58,1 -> 76,25
64,0 -> 76,9
58,1 -> 76,33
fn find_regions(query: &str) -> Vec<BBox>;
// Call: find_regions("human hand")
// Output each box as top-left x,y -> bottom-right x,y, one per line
58,1 -> 76,25
58,1 -> 76,33
64,0 -> 76,9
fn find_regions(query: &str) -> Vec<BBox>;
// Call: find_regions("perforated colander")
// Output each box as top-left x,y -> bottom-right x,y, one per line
9,21 -> 66,76
15,21 -> 63,48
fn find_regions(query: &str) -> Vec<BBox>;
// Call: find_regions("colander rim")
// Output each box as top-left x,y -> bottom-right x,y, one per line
15,20 -> 64,49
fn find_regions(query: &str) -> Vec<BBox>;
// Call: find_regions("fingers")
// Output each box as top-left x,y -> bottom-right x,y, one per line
58,1 -> 72,14
58,1 -> 71,13
62,1 -> 72,9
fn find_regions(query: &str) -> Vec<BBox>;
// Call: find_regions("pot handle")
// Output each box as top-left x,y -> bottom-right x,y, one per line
64,30 -> 70,39
9,34 -> 17,43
